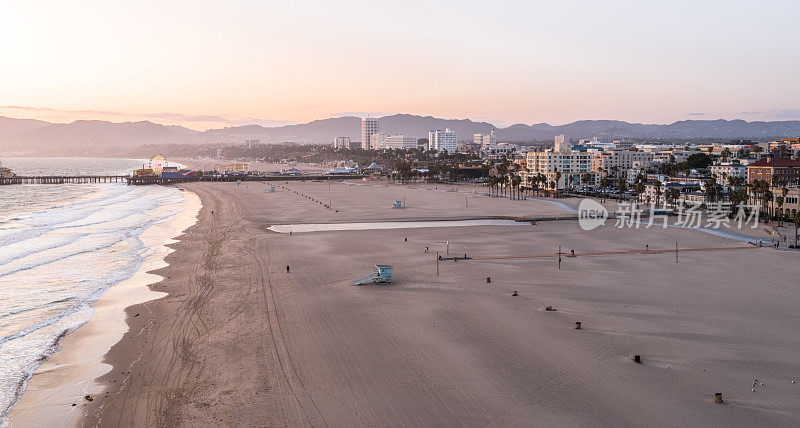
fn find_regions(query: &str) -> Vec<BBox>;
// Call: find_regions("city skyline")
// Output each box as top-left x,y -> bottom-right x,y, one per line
2,1 -> 799,130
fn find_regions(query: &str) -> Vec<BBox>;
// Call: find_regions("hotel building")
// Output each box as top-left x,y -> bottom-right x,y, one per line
429,129 -> 458,153
361,118 -> 379,150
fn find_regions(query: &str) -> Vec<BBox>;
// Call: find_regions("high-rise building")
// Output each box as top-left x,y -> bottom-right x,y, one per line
245,139 -> 260,148
429,128 -> 458,153
333,136 -> 351,149
476,129 -> 497,147
362,118 -> 379,150
554,134 -> 571,152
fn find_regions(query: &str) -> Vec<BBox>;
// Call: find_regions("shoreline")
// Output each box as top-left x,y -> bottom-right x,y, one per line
5,189 -> 201,427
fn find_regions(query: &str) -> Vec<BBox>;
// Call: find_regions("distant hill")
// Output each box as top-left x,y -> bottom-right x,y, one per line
0,116 -> 51,137
0,119 -> 198,155
197,116 -> 361,144
2,114 -> 800,155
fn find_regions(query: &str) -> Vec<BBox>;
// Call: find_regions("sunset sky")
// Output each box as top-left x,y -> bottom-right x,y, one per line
1,0 -> 799,130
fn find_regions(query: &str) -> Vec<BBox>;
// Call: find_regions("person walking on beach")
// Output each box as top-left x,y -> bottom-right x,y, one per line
286,265 -> 290,273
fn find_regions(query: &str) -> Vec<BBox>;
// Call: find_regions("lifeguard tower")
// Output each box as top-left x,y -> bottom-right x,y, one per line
353,265 -> 393,285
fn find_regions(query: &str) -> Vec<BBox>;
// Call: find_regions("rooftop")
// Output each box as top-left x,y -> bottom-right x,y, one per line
748,157 -> 800,167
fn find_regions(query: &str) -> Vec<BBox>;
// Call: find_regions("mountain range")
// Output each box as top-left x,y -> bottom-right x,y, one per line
2,114 -> 800,155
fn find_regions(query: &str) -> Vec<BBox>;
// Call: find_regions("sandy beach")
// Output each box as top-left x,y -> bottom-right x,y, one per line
73,180 -> 799,426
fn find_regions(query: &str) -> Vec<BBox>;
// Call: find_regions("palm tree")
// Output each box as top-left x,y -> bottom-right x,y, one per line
704,177 -> 719,204
780,186 -> 789,224
721,148 -> 732,162
666,188 -> 680,208
554,169 -> 562,198
581,173 -> 592,190
762,189 -> 774,221
538,173 -> 546,196
634,181 -> 645,203
793,210 -> 800,248
495,161 -> 508,197
776,196 -> 785,226
511,174 -> 522,200
654,181 -> 663,206
530,176 -> 540,197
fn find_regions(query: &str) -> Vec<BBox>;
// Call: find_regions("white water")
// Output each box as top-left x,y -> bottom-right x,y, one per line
0,158 -> 186,423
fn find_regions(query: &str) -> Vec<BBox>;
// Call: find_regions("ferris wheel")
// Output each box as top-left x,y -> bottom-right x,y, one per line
150,154 -> 168,173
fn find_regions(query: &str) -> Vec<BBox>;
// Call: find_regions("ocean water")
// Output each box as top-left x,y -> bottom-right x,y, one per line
0,158 -> 187,422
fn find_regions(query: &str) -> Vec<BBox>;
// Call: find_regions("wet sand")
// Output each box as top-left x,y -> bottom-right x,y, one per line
82,180 -> 799,426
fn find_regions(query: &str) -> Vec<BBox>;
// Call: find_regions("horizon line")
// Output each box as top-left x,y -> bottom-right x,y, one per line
3,112 -> 800,133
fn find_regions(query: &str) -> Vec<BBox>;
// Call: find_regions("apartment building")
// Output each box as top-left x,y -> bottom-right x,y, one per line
523,148 -> 596,189
591,150 -> 654,177
429,129 -> 458,153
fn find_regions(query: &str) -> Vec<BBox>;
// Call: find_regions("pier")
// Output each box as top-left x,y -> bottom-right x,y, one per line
127,174 -> 367,185
1,174 -> 367,186
1,175 -> 129,185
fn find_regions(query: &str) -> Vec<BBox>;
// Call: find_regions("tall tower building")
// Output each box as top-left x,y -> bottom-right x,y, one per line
554,134 -> 571,152
362,118 -> 379,150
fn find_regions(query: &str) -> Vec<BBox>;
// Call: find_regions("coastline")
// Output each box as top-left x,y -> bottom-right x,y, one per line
5,188 -> 201,427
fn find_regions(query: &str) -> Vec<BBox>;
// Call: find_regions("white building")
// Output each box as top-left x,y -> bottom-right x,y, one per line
369,133 -> 386,149
361,118 -> 379,150
381,134 -> 417,150
626,164 -> 648,184
523,147 -> 597,189
580,137 -> 616,150
591,150 -> 655,177
554,134 -> 570,152
245,139 -> 260,148
710,162 -> 748,180
482,143 -> 518,156
333,136 -> 351,149
429,128 -> 458,153
474,129 -> 497,147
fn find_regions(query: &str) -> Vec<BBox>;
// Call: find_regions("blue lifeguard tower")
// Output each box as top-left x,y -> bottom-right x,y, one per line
353,265 -> 393,285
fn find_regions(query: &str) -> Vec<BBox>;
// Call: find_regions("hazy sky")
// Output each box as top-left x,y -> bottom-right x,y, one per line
1,0 -> 799,130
